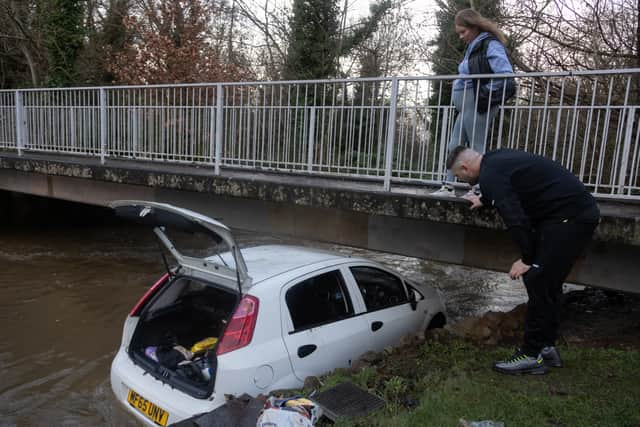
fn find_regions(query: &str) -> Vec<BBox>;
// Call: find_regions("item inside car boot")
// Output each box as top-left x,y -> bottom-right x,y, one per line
156,345 -> 193,369
194,354 -> 213,381
176,360 -> 206,382
144,346 -> 159,362
190,336 -> 218,354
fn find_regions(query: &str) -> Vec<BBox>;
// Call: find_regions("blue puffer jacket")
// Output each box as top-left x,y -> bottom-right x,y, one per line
453,32 -> 513,91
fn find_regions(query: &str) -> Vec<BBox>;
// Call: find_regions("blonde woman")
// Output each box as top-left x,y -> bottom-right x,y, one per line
432,8 -> 514,197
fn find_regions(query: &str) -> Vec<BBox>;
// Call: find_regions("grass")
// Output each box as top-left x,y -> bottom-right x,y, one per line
313,337 -> 640,427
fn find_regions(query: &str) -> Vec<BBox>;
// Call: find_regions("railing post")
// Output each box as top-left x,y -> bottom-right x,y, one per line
383,77 -> 399,191
14,90 -> 25,155
307,106 -> 316,172
209,94 -> 216,165
438,107 -> 450,182
132,106 -> 139,159
214,84 -> 224,175
618,106 -> 635,195
100,88 -> 107,164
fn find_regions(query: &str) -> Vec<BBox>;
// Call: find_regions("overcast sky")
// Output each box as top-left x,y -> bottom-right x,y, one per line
350,0 -> 437,18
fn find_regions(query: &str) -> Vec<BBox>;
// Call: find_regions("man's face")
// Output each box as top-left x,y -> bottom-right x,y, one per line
451,162 -> 479,185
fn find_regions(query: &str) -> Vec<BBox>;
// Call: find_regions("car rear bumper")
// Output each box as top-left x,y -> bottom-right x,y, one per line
110,349 -> 223,425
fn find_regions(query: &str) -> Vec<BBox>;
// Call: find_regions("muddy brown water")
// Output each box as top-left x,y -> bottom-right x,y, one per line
0,224 -> 527,426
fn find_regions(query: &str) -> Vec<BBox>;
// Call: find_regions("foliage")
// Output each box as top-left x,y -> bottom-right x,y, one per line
74,0 -> 133,85
317,338 -> 640,427
109,0 -> 252,84
1,0 -> 638,89
0,0 -> 48,87
283,0 -> 340,80
284,0 -> 392,80
41,0 -> 85,86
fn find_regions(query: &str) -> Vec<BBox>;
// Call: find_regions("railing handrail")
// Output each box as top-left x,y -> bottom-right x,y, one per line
2,68 -> 640,93
1,69 -> 639,199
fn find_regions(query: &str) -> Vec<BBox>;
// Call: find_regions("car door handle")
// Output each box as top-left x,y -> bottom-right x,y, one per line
371,321 -> 383,332
297,344 -> 317,358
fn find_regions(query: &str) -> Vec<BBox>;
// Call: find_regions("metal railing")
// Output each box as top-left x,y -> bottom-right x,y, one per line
1,69 -> 639,198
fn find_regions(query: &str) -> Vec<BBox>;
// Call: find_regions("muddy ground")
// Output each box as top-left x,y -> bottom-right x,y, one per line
557,288 -> 640,348
438,287 -> 640,349
401,285 -> 640,374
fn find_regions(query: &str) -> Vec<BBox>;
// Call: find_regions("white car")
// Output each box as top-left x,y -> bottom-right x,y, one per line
109,201 -> 446,426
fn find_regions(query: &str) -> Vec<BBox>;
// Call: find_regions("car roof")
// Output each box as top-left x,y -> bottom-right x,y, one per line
239,245 -> 354,284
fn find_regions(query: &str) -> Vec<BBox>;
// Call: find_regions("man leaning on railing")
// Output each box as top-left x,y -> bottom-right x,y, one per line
447,145 -> 600,375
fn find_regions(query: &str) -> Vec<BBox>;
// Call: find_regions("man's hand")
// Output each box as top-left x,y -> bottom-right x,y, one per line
509,259 -> 531,280
462,194 -> 483,210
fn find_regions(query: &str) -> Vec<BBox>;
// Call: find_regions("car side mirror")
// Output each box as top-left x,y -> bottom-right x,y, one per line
409,288 -> 418,311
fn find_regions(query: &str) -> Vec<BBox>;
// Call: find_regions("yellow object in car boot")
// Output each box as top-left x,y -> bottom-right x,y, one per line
191,337 -> 218,354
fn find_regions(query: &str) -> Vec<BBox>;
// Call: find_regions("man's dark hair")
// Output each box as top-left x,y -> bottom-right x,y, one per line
446,145 -> 469,169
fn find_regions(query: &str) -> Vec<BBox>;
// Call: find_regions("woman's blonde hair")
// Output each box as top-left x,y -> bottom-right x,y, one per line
455,8 -> 507,45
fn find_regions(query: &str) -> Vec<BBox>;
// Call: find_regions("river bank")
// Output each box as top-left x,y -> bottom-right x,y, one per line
311,288 -> 640,426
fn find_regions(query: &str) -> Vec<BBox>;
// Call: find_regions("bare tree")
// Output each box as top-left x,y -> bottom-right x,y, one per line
504,0 -> 639,71
349,0 -> 427,78
0,0 -> 45,87
233,0 -> 289,79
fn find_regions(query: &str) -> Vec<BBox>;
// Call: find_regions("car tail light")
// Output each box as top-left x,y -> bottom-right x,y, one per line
216,295 -> 259,355
129,273 -> 170,316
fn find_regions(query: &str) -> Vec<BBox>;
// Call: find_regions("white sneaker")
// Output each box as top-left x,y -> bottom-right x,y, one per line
464,186 -> 481,198
431,185 -> 456,197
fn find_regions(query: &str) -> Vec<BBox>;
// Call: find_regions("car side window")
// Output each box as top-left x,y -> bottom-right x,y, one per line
286,270 -> 354,332
350,266 -> 408,311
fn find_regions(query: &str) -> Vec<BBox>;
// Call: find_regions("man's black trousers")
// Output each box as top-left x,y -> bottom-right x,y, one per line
521,217 -> 599,356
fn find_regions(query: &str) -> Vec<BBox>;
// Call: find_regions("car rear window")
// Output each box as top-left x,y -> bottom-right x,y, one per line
286,270 -> 354,331
350,266 -> 408,311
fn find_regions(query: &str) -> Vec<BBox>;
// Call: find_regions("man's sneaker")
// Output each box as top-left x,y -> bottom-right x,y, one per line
431,184 -> 456,197
493,349 -> 548,375
541,346 -> 563,368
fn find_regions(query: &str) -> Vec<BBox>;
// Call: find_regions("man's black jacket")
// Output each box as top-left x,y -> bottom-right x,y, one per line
479,149 -> 599,264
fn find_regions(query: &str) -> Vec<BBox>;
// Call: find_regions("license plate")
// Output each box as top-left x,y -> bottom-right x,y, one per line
127,388 -> 169,426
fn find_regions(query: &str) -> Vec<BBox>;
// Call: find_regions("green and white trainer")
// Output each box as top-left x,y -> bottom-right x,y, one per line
493,349 -> 548,375
541,346 -> 563,368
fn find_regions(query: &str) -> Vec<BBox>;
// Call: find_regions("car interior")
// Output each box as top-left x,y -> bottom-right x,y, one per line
350,266 -> 408,311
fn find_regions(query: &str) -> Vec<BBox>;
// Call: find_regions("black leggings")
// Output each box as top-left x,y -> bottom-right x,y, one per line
521,219 -> 598,356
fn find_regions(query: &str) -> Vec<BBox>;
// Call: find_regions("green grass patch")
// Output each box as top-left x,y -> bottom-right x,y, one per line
317,339 -> 640,427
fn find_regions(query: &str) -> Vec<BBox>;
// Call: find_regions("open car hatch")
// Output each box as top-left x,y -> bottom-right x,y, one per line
110,200 -> 251,293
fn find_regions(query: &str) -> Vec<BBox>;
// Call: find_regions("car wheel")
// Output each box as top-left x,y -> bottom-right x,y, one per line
426,312 -> 446,330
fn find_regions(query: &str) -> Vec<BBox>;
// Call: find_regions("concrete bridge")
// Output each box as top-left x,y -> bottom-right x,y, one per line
1,151 -> 639,293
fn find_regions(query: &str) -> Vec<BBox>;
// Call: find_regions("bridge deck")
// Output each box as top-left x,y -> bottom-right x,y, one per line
1,151 -> 638,246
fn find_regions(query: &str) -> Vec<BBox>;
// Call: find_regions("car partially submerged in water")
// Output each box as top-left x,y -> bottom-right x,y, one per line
109,200 -> 446,426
